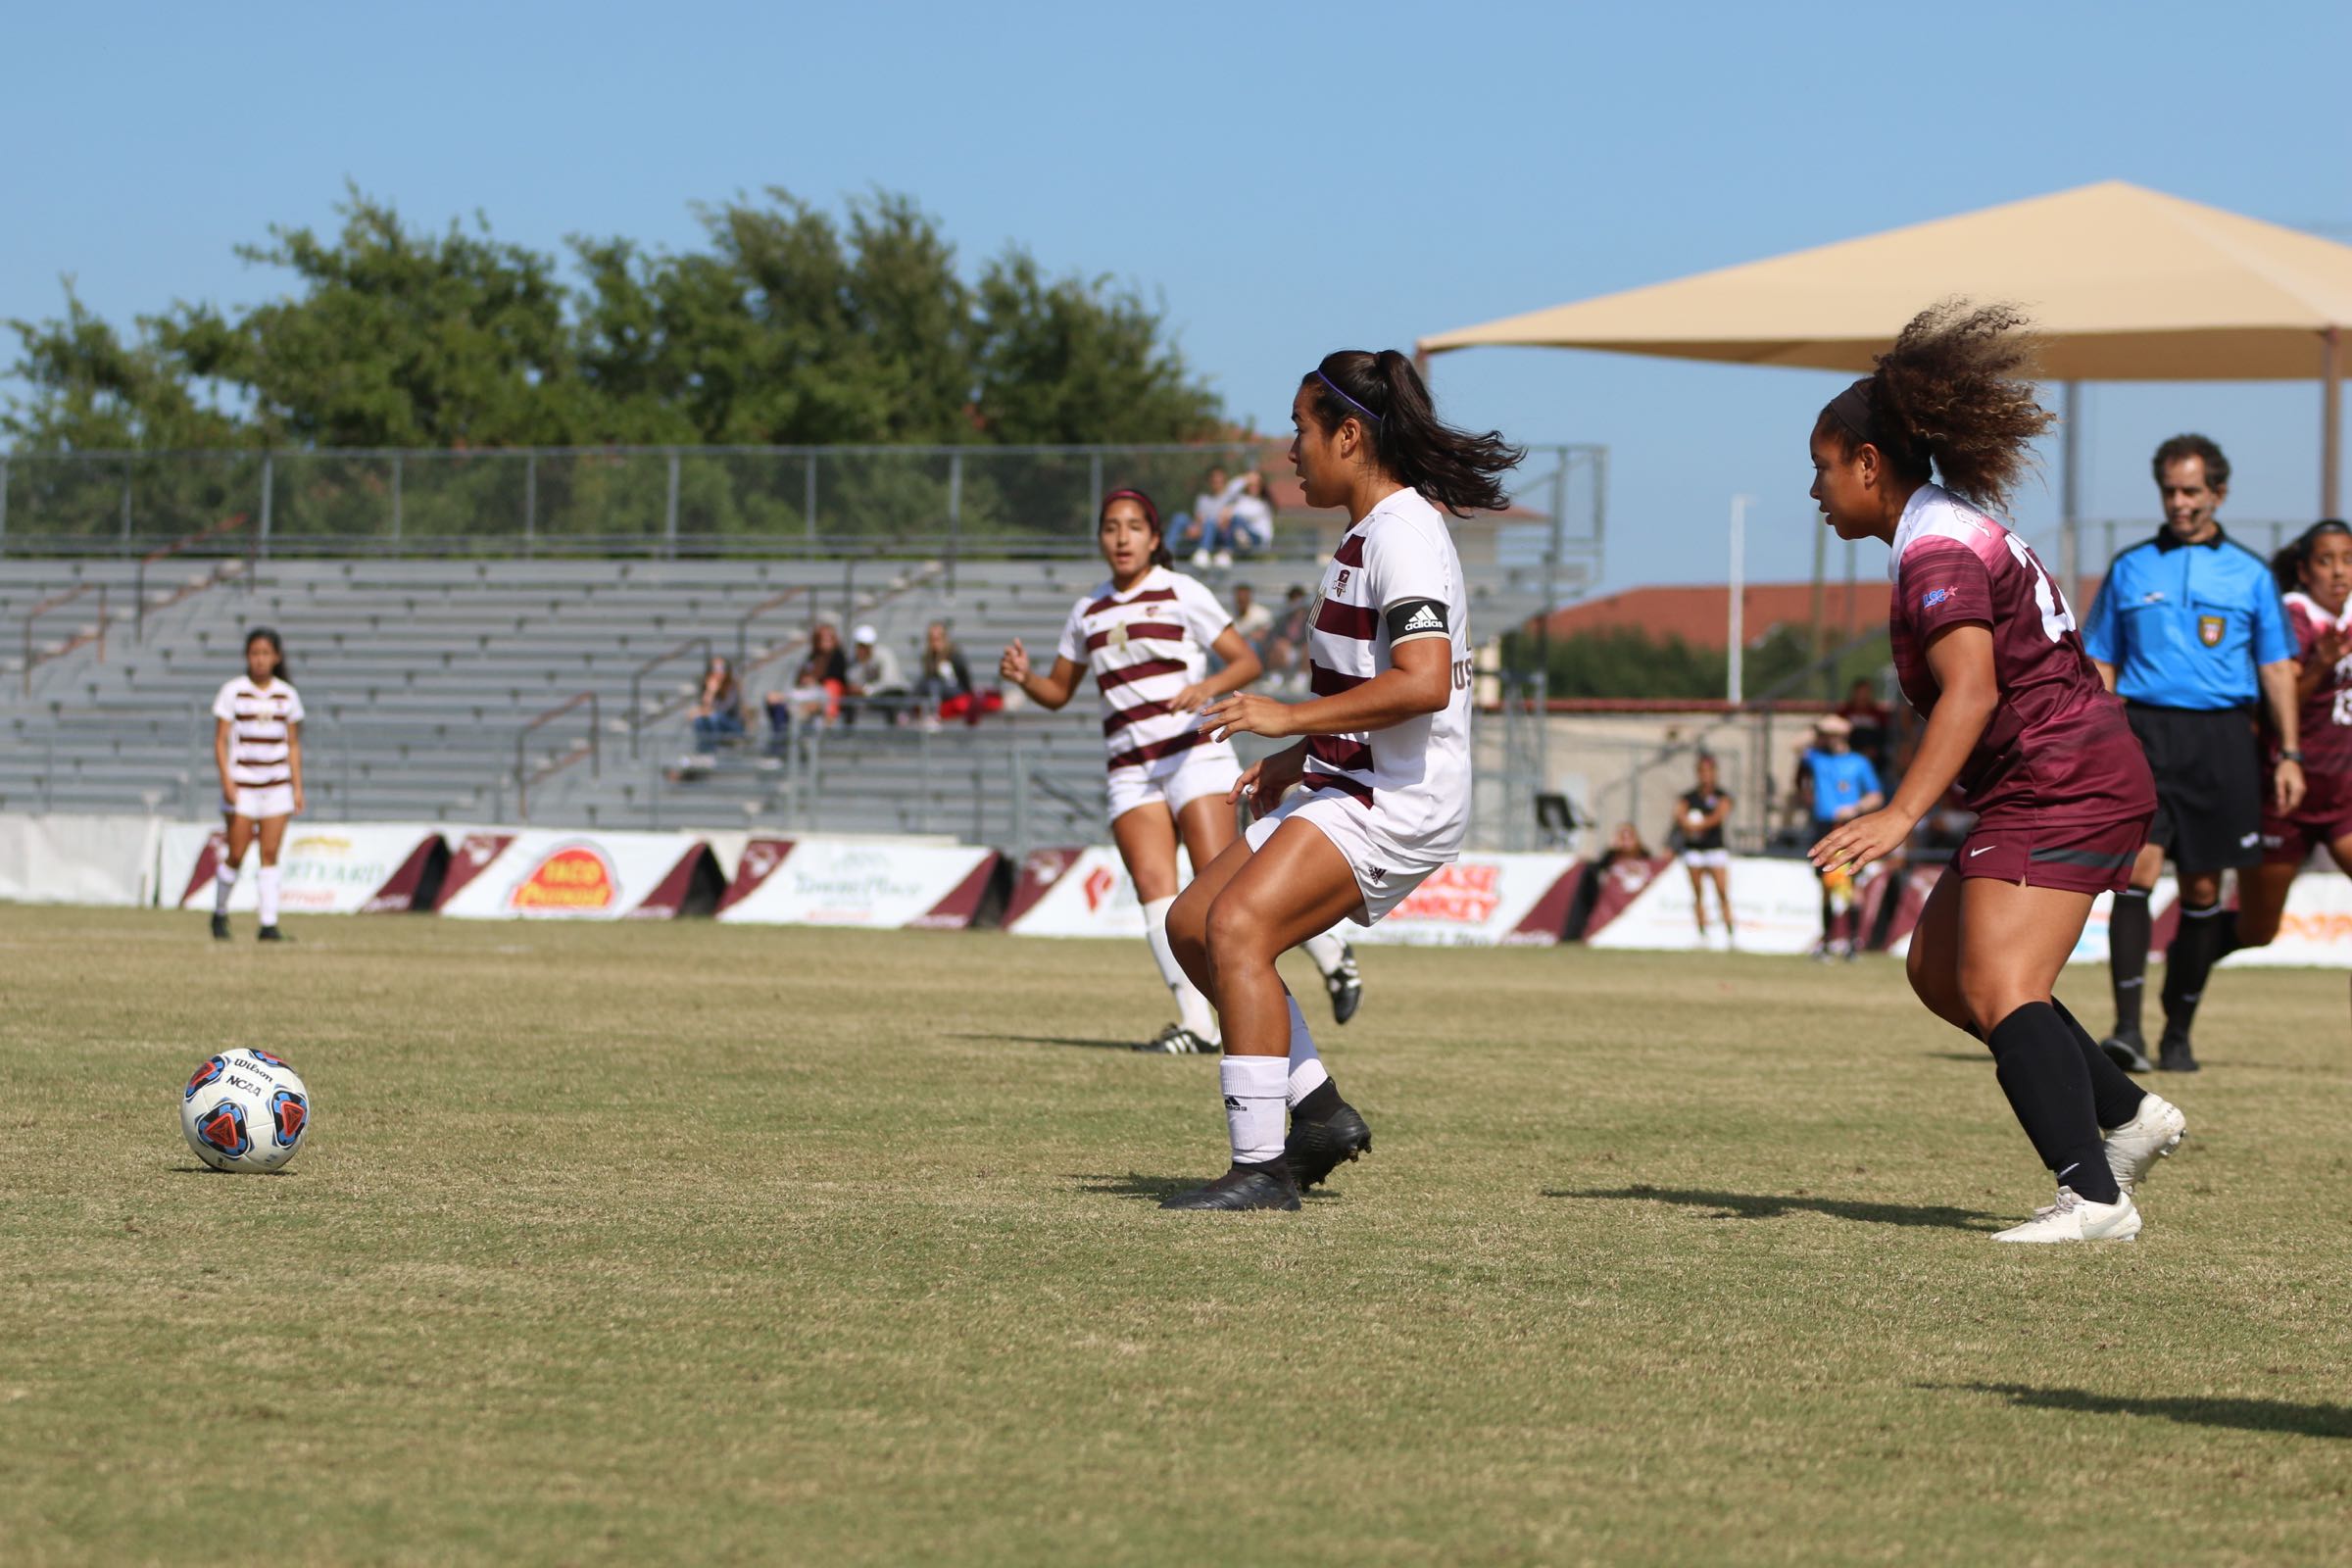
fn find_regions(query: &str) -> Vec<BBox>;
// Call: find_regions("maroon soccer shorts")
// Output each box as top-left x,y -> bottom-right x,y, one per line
1953,814 -> 2150,895
2262,768 -> 2352,864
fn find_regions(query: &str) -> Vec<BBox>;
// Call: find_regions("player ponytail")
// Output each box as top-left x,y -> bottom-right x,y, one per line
1814,299 -> 2054,514
1101,487 -> 1170,568
2273,518 -> 2352,596
1303,349 -> 1524,517
244,626 -> 289,685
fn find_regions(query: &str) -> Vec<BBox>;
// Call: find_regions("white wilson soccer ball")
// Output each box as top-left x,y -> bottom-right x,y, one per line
180,1049 -> 313,1173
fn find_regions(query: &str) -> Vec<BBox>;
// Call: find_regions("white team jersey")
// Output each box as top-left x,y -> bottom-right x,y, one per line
211,676 -> 307,787
1300,488 -> 1473,858
1056,565 -> 1238,778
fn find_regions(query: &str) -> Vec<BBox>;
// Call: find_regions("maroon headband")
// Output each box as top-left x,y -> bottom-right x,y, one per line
1100,487 -> 1159,529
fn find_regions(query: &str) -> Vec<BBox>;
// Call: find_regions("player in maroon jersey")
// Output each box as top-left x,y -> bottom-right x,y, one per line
1805,301 -> 2183,1245
2229,520 -> 2352,957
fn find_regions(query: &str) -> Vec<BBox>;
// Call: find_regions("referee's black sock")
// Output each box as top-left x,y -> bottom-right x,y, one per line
2107,888 -> 2152,1036
2050,996 -> 2147,1130
2161,902 -> 2231,1036
1987,1004 -> 2121,1205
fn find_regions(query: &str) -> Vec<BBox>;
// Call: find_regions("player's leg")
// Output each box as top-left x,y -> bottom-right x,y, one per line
2101,838 -> 2167,1070
2156,865 -> 2225,1072
2232,857 -> 2302,952
1952,877 -> 2140,1240
255,812 -> 292,940
1162,820 -> 1365,1211
1114,799 -> 1217,1054
214,812 -> 255,938
1686,860 -> 1710,937
1708,861 -> 1736,942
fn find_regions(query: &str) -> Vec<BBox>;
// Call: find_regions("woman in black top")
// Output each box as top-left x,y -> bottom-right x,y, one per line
1676,753 -> 1736,946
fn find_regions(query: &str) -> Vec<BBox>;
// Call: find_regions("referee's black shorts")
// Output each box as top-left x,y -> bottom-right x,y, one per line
2125,702 -> 2264,871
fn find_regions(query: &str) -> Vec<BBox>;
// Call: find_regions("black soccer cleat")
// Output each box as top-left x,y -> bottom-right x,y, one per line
210,913 -> 230,941
1159,1161 -> 1301,1211
1135,1022 -> 1217,1054
2156,1027 -> 2199,1073
1324,944 -> 1363,1025
2100,1027 -> 2152,1074
257,925 -> 292,943
1285,1102 -> 1372,1191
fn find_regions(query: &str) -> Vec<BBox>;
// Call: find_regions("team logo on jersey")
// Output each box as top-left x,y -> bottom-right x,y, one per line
1334,569 -> 1351,596
184,1055 -> 226,1101
270,1090 -> 309,1148
2199,614 -> 2227,648
1922,587 -> 1952,610
194,1100 -> 253,1158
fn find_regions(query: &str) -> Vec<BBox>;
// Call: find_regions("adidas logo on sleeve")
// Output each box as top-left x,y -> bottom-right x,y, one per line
1387,598 -> 1450,645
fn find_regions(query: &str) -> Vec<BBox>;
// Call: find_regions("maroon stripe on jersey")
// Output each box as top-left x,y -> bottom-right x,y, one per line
1106,728 -> 1211,772
1307,734 -> 1374,772
1334,533 -> 1365,567
1308,661 -> 1367,697
236,771 -> 294,785
1303,771 -> 1374,808
1084,586 -> 1179,618
1084,621 -> 1186,654
1102,699 -> 1175,735
1314,599 -> 1378,640
1097,659 -> 1187,692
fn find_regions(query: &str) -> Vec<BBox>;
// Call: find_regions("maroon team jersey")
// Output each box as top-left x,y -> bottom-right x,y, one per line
2278,591 -> 2352,778
1887,485 -> 2154,826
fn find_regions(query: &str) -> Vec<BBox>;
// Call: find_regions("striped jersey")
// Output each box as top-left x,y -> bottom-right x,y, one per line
1300,489 -> 1474,857
2282,590 -> 2352,778
211,676 -> 307,787
1055,565 -> 1237,776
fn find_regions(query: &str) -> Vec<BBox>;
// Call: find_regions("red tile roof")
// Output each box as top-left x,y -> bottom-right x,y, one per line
1538,582 -> 1891,651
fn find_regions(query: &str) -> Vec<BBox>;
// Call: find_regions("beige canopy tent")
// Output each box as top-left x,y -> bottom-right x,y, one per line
1420,180 -> 2352,524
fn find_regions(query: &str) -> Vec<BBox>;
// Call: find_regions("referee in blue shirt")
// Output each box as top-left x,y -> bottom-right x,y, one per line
2081,434 -> 2304,1072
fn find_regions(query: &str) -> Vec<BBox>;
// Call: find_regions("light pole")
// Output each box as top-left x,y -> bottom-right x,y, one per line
1728,495 -> 1752,706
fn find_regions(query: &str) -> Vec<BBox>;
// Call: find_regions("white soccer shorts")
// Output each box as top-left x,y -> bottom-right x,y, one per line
1245,786 -> 1446,925
1104,744 -> 1242,824
228,784 -> 296,821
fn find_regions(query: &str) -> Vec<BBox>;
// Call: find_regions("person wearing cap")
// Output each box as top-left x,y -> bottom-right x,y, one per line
2080,434 -> 2303,1073
1791,713 -> 1884,958
842,623 -> 906,726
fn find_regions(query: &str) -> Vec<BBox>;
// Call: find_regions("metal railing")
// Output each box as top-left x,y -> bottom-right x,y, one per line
134,513 -> 253,641
627,637 -> 712,758
22,582 -> 108,695
732,588 -> 808,671
511,692 -> 600,821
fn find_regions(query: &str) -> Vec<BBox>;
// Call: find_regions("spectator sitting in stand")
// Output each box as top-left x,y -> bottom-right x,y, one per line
843,623 -> 906,725
1169,466 -> 1246,561
764,622 -> 848,747
1263,585 -> 1313,693
1214,470 -> 1276,564
912,620 -> 1000,727
1229,583 -> 1274,660
689,656 -> 746,750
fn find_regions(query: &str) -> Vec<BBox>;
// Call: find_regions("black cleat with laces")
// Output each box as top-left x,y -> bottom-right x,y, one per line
1135,1023 -> 1217,1054
1158,1161 -> 1301,1211
210,913 -> 231,941
1324,944 -> 1363,1024
1285,1102 -> 1372,1191
2100,1026 -> 2151,1074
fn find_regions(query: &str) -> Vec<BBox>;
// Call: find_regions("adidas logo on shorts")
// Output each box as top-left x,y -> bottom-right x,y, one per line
1401,605 -> 1443,632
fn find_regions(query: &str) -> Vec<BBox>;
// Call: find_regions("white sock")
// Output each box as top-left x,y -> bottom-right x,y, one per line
1220,1054 -> 1289,1165
257,865 -> 281,927
1299,928 -> 1348,978
1285,994 -> 1328,1106
213,865 -> 238,915
1143,896 -> 1219,1042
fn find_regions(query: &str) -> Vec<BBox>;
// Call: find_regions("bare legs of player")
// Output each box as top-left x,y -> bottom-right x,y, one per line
220,811 -> 292,937
1113,798 -> 1228,1051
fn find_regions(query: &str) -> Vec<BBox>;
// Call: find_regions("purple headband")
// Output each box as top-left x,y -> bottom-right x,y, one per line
1314,369 -> 1384,426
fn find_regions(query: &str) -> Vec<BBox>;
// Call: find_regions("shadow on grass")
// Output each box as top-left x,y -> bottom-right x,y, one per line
1069,1174 -> 1339,1205
1937,1383 -> 2352,1440
1545,1186 -> 2002,1233
953,1033 -> 1158,1053
1923,1051 -> 1989,1063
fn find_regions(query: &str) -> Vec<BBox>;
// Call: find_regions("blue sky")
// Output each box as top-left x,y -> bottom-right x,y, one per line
5,0 -> 2350,590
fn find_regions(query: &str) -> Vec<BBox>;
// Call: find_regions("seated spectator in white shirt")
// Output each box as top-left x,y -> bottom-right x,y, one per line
1229,583 -> 1274,659
844,623 -> 907,725
1172,466 -> 1248,563
1212,470 -> 1276,564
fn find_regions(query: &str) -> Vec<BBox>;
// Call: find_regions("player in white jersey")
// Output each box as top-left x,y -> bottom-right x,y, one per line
208,627 -> 306,942
1158,349 -> 1521,1211
999,488 -> 1363,1053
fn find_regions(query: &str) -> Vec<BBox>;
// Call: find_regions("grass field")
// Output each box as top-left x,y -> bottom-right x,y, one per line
4,905 -> 2350,1566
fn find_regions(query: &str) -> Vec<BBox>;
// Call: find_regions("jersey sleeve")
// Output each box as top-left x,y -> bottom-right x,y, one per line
210,680 -> 238,722
2081,566 -> 2122,663
1054,598 -> 1089,666
2251,578 -> 2296,665
284,686 -> 307,724
1363,517 -> 1457,651
1895,538 -> 1995,643
1173,575 -> 1235,651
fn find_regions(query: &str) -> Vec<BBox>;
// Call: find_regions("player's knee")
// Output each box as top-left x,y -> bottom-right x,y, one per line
1202,895 -> 1270,969
2234,908 -> 2280,949
1957,971 -> 2034,1036
1166,887 -> 1210,962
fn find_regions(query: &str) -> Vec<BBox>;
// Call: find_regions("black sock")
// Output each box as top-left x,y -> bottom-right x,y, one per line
2050,996 -> 2146,1130
1986,1003 -> 2121,1204
2161,902 -> 2230,1037
2108,888 -> 2151,1035
1292,1078 -> 1342,1124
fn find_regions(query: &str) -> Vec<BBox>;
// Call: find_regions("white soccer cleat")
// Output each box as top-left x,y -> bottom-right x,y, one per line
2103,1093 -> 2186,1196
1992,1187 -> 2142,1244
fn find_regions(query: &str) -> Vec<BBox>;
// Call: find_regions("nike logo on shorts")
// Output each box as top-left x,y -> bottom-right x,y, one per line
1969,845 -> 1997,858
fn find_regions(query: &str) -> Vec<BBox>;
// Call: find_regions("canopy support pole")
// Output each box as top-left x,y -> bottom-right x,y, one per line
2059,381 -> 2082,592
2326,328 -> 2343,518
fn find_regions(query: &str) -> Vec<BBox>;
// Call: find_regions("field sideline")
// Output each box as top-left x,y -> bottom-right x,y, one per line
3,906 -> 2349,1566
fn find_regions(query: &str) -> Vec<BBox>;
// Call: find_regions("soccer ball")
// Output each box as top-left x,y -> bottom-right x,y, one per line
181,1049 -> 313,1173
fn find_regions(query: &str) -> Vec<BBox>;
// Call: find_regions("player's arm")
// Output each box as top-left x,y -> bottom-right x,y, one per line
998,639 -> 1083,710
287,719 -> 305,814
1200,636 -> 1449,743
213,717 -> 234,803
1172,625 -> 1263,712
2260,658 -> 2306,813
1812,624 -> 1994,873
1702,792 -> 1735,829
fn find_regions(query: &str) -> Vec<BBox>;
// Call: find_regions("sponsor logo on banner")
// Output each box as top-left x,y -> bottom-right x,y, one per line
1389,862 -> 1501,926
508,843 -> 619,913
1082,865 -> 1119,911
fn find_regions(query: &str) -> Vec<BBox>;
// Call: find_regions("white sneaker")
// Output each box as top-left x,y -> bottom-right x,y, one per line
1992,1187 -> 2141,1244
1191,549 -> 1213,567
2103,1093 -> 2185,1195
1212,550 -> 1234,567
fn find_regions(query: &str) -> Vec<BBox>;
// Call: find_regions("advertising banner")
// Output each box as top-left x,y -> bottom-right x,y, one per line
434,829 -> 718,920
165,821 -> 444,914
716,836 -> 999,929
0,813 -> 160,906
1587,855 -> 1841,956
2221,872 -> 2352,968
